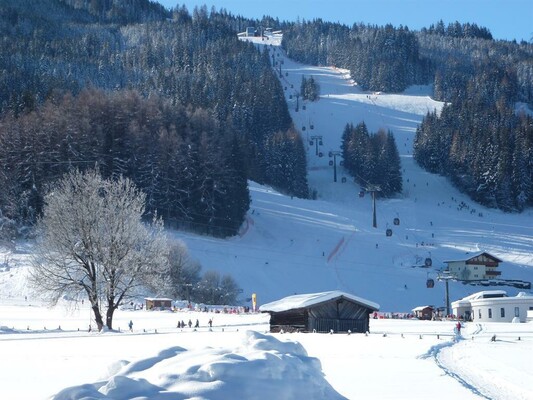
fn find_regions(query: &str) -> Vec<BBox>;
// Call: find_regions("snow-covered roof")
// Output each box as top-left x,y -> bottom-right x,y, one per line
460,290 -> 507,301
443,251 -> 502,263
259,290 -> 379,313
412,305 -> 434,312
453,290 -> 533,308
144,297 -> 173,301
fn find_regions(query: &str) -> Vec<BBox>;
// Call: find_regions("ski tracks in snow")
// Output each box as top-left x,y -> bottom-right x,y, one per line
421,323 -> 533,400
419,337 -> 491,399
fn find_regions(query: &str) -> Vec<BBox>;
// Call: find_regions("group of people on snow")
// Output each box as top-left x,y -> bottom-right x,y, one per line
176,319 -> 212,329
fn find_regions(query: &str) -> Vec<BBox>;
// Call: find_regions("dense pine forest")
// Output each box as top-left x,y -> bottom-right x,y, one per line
341,123 -> 402,197
0,1 -> 532,242
282,19 -> 533,211
0,0 -> 308,237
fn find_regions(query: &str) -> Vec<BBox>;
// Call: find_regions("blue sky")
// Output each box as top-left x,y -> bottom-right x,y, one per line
156,0 -> 532,42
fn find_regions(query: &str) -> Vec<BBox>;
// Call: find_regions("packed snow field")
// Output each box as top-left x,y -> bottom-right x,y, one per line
1,34 -> 532,399
1,301 -> 533,399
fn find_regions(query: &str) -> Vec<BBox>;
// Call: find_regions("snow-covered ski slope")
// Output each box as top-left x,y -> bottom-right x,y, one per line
170,34 -> 533,311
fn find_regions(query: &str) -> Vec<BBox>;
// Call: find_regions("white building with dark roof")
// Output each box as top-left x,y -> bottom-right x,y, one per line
444,251 -> 502,281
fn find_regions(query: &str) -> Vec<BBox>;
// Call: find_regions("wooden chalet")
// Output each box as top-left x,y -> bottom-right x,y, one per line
259,291 -> 379,333
444,251 -> 503,281
145,297 -> 172,310
412,305 -> 434,320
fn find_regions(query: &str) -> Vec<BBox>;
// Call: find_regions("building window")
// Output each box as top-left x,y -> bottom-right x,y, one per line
515,307 -> 520,317
474,266 -> 478,270
478,309 -> 481,319
500,308 -> 505,318
488,308 -> 492,318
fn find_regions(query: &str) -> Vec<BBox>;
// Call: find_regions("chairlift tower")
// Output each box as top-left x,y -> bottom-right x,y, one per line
310,135 -> 323,156
328,150 -> 342,182
366,185 -> 381,228
437,271 -> 456,317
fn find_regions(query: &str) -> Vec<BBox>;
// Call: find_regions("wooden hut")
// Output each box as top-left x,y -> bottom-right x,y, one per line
259,291 -> 379,333
412,305 -> 434,320
144,297 -> 173,310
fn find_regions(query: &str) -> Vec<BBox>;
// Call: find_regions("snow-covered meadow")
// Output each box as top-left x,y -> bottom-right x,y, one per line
1,300 -> 533,399
1,34 -> 532,399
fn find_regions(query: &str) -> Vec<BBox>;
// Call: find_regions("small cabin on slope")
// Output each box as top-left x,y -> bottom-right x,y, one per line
259,291 -> 379,333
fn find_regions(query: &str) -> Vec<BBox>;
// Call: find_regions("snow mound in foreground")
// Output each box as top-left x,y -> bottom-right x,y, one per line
51,330 -> 345,400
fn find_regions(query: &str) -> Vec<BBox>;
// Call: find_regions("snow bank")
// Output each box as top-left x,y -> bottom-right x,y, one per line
51,331 -> 344,400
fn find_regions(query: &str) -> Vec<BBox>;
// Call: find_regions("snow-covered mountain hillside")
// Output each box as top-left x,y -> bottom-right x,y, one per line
1,35 -> 532,312
170,35 -> 533,311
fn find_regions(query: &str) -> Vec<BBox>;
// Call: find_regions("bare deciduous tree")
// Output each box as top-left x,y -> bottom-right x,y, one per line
30,169 -> 169,330
165,240 -> 201,301
195,270 -> 241,305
